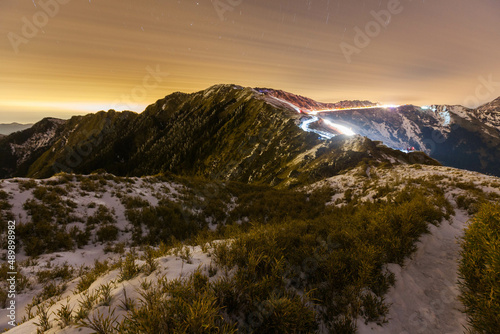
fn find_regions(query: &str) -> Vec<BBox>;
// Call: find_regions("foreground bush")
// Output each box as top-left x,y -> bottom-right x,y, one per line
212,185 -> 449,332
459,203 -> 500,333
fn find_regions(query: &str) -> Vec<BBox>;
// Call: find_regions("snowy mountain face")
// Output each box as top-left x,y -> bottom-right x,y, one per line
256,87 -> 375,111
265,90 -> 500,176
472,97 -> 500,130
0,118 -> 66,177
320,103 -> 500,176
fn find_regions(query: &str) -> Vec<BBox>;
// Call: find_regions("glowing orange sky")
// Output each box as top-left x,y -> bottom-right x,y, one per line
1,0 -> 499,123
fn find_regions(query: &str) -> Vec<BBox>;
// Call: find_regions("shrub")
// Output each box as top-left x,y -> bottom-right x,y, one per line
76,260 -> 109,293
0,190 -> 9,201
125,199 -> 199,245
18,179 -> 37,191
98,283 -> 113,306
119,288 -> 135,312
78,307 -> 118,334
76,290 -> 99,321
119,252 -> 139,282
0,263 -> 30,294
37,282 -> 66,301
455,194 -> 480,215
80,178 -> 102,192
87,205 -> 116,226
97,225 -> 119,243
142,246 -> 158,275
34,304 -> 52,332
0,190 -> 13,226
121,195 -> 150,210
70,226 -> 91,248
36,263 -> 74,284
55,301 -> 73,329
458,203 -> 500,333
120,270 -> 238,333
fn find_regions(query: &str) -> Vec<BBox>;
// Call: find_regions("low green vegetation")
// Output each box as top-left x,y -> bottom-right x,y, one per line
36,263 -> 74,284
1,169 -> 471,333
209,185 -> 450,332
459,203 -> 500,333
18,185 -> 80,256
76,182 -> 452,333
0,189 -> 13,236
119,270 -> 240,333
76,260 -> 110,293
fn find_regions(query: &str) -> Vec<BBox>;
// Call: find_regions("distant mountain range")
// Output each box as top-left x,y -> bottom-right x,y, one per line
0,84 -> 498,180
247,88 -> 500,176
0,85 -> 434,184
314,101 -> 500,176
0,122 -> 33,135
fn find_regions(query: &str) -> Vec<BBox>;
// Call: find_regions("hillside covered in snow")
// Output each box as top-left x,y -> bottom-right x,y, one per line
0,164 -> 499,333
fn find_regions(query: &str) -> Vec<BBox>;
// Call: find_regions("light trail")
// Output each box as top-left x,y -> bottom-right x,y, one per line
268,95 -> 399,139
300,116 -> 335,139
323,119 -> 356,136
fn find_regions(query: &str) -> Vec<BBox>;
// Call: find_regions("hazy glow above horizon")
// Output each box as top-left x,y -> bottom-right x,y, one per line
1,0 -> 499,123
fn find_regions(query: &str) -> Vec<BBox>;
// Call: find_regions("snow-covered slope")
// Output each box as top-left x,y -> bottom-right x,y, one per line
473,97 -> 500,130
268,92 -> 500,176
1,165 -> 498,333
314,165 -> 500,334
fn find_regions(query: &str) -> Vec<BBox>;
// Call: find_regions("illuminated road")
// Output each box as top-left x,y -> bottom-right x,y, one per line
299,116 -> 335,139
269,95 -> 400,139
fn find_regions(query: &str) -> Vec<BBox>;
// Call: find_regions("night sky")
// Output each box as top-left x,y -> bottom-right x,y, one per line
1,0 -> 499,123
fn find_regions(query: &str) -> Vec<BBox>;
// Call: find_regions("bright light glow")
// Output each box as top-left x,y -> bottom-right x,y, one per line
299,116 -> 335,139
323,119 -> 356,136
275,97 -> 358,138
300,116 -> 319,132
0,101 -> 130,113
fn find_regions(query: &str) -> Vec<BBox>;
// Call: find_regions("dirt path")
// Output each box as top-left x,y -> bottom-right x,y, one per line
358,211 -> 469,334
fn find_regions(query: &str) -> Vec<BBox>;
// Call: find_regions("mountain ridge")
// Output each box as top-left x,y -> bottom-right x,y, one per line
1,84 -> 497,182
0,84 -> 434,186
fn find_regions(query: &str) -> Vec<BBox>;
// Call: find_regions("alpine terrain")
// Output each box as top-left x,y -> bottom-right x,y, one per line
0,84 -> 499,334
